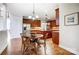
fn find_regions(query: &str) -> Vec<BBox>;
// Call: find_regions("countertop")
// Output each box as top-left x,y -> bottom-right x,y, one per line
51,27 -> 59,31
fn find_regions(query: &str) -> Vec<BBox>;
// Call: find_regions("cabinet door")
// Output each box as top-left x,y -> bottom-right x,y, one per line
52,31 -> 59,45
55,8 -> 59,25
23,19 -> 32,24
32,20 -> 41,27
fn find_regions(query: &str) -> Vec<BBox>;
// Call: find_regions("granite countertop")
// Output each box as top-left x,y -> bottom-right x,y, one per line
31,27 -> 41,30
52,27 -> 59,31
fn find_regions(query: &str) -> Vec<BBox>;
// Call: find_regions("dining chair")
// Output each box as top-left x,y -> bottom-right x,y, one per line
36,32 -> 48,55
21,33 -> 37,55
38,32 -> 48,55
21,36 -> 30,54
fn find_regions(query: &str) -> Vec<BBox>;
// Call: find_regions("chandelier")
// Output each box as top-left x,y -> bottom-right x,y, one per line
28,3 -> 39,20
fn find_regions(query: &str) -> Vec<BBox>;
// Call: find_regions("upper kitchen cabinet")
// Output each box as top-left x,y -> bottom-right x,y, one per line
23,19 -> 32,24
55,8 -> 59,26
47,20 -> 56,29
0,4 -> 7,31
31,20 -> 41,27
23,19 -> 41,27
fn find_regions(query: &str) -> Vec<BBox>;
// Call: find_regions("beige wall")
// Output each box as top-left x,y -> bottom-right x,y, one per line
59,3 -> 79,54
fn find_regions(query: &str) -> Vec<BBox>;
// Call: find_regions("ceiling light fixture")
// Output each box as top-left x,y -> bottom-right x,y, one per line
28,3 -> 39,20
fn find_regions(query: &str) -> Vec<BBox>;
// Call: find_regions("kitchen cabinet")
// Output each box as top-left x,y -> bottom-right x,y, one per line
23,19 -> 32,24
31,20 -> 41,27
47,20 -> 59,45
52,30 -> 59,45
47,20 -> 57,29
55,8 -> 59,25
23,19 -> 41,27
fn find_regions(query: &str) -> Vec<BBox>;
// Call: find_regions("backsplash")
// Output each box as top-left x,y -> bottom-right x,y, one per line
31,27 -> 41,30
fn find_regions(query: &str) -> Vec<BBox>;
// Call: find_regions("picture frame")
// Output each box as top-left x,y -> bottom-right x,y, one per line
64,12 -> 79,26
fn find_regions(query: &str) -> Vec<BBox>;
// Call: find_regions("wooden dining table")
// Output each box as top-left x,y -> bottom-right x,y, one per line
30,33 -> 43,45
21,32 -> 47,55
31,33 -> 48,55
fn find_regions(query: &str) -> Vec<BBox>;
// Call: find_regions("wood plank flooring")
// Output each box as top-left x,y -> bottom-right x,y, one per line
1,38 -> 74,55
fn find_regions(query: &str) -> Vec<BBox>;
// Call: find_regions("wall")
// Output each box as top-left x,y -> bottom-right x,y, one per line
0,31 -> 7,54
0,4 -> 8,54
59,3 -> 79,54
0,4 -> 7,31
10,14 -> 22,39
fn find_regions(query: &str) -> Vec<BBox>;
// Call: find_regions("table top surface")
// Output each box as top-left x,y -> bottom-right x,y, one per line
21,33 -> 43,38
34,34 -> 43,38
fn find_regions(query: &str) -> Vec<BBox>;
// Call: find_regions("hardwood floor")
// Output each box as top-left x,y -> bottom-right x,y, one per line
1,38 -> 74,55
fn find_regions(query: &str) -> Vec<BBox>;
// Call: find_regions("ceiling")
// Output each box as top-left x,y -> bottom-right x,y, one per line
6,3 -> 59,20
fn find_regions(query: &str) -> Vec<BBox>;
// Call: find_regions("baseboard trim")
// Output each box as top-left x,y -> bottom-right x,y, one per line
59,45 -> 79,55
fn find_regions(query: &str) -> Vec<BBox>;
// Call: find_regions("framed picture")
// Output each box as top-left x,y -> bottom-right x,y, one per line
64,12 -> 79,26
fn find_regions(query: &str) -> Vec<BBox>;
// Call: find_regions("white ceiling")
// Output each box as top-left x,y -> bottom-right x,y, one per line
6,3 -> 59,20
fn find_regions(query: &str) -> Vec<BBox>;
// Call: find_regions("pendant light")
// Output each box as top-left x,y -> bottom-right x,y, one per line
28,3 -> 39,20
